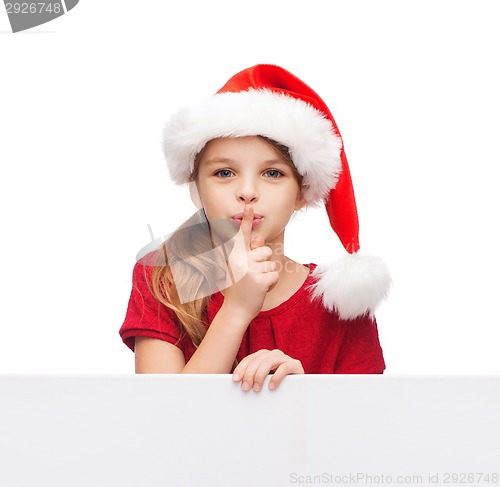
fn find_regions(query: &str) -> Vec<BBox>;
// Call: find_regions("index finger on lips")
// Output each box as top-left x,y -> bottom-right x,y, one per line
239,204 -> 253,251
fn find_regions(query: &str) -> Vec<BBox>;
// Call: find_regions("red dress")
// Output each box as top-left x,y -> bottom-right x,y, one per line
119,260 -> 385,374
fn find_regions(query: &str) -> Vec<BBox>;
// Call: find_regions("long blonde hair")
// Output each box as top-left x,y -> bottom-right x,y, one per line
149,136 -> 303,352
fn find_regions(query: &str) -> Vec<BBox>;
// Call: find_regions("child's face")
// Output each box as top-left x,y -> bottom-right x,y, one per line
194,136 -> 306,246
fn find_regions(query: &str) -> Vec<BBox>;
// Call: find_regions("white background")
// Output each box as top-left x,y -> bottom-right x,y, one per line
1,1 -> 499,374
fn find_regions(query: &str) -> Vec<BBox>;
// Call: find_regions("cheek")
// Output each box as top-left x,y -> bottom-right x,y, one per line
282,183 -> 302,203
195,183 -> 226,214
276,196 -> 299,221
193,179 -> 213,204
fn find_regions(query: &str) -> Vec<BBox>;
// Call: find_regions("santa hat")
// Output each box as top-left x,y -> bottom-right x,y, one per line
162,64 -> 391,319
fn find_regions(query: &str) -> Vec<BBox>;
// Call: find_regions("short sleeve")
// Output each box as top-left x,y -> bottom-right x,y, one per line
334,315 -> 386,374
119,260 -> 184,353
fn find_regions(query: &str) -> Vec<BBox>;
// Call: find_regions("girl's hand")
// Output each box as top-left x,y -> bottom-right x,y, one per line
232,349 -> 304,392
222,205 -> 279,323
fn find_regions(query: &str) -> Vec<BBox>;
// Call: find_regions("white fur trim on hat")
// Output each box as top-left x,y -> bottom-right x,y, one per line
308,253 -> 392,320
162,89 -> 343,205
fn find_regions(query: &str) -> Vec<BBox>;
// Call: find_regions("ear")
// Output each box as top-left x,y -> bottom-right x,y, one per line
294,186 -> 307,211
189,181 -> 203,209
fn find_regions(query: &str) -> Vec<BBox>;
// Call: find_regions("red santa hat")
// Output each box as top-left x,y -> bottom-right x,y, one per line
162,64 -> 391,319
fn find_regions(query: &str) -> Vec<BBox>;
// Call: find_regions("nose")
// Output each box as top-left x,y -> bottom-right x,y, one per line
236,178 -> 259,204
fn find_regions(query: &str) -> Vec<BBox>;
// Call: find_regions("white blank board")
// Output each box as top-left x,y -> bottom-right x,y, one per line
1,375 -> 499,486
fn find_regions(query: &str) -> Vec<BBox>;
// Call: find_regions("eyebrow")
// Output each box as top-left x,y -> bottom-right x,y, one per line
204,157 -> 233,166
204,157 -> 290,167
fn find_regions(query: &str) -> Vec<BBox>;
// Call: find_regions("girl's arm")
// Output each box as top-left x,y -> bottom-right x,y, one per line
134,303 -> 249,374
181,205 -> 279,374
135,336 -> 185,373
180,303 -> 250,373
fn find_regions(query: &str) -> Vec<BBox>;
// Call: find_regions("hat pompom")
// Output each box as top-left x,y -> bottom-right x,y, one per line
308,253 -> 391,320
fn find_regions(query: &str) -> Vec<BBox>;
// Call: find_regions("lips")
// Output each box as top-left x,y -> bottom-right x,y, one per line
231,212 -> 264,229
231,212 -> 264,220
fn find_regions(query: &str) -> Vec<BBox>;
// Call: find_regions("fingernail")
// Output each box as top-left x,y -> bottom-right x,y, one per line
268,382 -> 276,390
242,382 -> 250,391
232,374 -> 240,381
253,383 -> 261,392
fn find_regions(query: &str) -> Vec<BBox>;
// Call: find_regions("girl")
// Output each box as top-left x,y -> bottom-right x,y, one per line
119,64 -> 391,392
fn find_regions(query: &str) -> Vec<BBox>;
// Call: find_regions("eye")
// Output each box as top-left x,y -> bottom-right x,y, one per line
214,169 -> 234,178
264,169 -> 284,179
